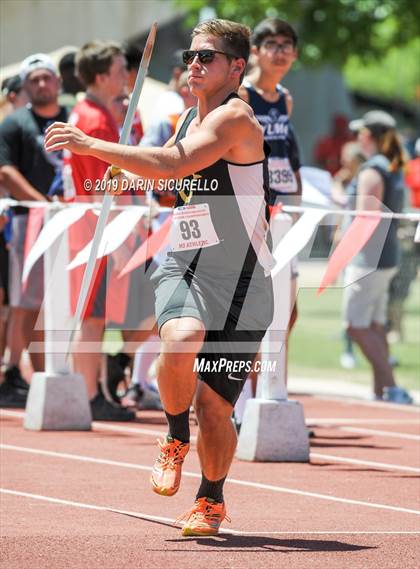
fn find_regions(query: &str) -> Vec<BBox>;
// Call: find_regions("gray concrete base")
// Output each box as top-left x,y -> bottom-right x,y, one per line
236,399 -> 310,462
24,372 -> 92,431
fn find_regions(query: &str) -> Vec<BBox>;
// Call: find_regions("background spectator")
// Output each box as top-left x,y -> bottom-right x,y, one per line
342,110 -> 412,404
1,75 -> 29,116
57,50 -> 85,112
314,114 -> 354,175
0,53 -> 67,407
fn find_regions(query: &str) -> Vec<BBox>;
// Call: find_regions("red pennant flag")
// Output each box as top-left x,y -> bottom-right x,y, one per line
269,203 -> 283,218
118,214 -> 172,278
318,215 -> 381,295
22,207 -> 45,291
68,210 -> 129,323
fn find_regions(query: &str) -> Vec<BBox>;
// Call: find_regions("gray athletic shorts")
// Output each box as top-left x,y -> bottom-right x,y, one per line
9,214 -> 43,310
152,255 -> 274,406
343,265 -> 398,328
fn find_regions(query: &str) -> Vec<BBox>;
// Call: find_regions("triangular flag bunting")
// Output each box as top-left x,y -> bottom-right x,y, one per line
318,215 -> 380,295
118,214 -> 172,278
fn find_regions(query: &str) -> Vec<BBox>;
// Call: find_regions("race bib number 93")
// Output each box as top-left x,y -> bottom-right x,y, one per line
170,203 -> 220,251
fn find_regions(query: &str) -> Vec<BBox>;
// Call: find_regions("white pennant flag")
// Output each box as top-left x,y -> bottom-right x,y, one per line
22,205 -> 89,283
271,209 -> 326,277
67,206 -> 148,270
415,221 -> 420,243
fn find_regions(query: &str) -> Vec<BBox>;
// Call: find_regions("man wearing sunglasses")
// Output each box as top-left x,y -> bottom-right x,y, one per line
45,18 -> 275,537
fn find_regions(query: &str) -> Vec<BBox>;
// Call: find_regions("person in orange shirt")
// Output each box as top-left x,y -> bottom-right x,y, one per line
405,138 -> 420,208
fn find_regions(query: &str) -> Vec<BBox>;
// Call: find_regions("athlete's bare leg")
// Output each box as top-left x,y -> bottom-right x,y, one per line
195,381 -> 237,480
157,317 -> 205,415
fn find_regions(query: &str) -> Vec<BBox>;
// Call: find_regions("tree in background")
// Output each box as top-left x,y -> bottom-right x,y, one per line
176,0 -> 420,102
176,0 -> 419,65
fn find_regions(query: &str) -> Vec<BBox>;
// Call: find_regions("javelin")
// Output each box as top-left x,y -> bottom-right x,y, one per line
68,22 -> 157,355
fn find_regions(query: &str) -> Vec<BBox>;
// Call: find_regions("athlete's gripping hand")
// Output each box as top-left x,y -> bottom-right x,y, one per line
103,166 -> 133,195
44,122 -> 93,155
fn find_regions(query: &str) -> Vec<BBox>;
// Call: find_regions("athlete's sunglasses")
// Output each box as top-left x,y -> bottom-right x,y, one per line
182,49 -> 238,65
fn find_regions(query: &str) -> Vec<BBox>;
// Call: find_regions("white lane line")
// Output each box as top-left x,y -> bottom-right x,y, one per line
338,426 -> 420,441
2,411 -> 419,472
0,443 -> 166,475
93,422 -> 199,442
307,395 -> 420,413
306,418 -> 420,425
0,410 -> 176,440
1,489 -> 419,536
2,409 -> 420,426
2,444 -> 419,516
311,453 -> 420,473
93,422 -> 168,438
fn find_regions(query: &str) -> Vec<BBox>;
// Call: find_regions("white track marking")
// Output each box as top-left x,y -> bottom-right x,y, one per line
1,489 -> 419,536
2,409 -> 419,426
0,444 -> 169,475
1,444 -> 419,515
337,426 -> 420,441
0,410 -> 179,440
306,395 -> 420,413
93,422 -> 198,442
93,422 -> 168,438
311,453 -> 420,473
306,418 -> 420,425
2,411 -> 419,471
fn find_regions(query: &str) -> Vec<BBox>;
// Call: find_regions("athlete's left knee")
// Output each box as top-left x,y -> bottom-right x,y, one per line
195,388 -> 233,430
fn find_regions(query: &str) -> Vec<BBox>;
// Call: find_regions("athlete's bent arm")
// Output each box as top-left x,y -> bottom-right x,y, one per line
44,107 -> 253,180
356,168 -> 384,211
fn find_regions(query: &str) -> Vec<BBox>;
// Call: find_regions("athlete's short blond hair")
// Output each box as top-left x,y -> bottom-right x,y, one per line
192,19 -> 251,80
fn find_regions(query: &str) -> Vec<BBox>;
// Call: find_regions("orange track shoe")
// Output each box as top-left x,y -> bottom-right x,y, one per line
176,497 -> 231,536
150,436 -> 190,496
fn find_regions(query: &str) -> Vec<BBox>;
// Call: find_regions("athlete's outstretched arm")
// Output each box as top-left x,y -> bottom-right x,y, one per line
44,106 -> 252,180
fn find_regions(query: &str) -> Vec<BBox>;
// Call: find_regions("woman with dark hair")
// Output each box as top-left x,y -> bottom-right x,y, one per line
343,110 -> 412,404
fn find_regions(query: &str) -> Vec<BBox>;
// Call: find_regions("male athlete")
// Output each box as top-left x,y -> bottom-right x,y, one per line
45,19 -> 274,536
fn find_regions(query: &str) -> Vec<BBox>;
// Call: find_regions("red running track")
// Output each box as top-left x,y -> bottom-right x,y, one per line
1,394 -> 419,569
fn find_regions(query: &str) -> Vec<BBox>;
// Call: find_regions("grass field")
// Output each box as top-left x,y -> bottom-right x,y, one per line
289,265 -> 420,392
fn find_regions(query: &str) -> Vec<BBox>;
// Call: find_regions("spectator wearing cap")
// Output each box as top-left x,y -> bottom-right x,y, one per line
0,53 -> 67,407
342,110 -> 412,404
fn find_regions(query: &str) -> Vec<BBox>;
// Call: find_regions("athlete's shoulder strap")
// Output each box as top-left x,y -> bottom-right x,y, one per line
222,91 -> 241,105
175,107 -> 197,143
174,93 -> 239,143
